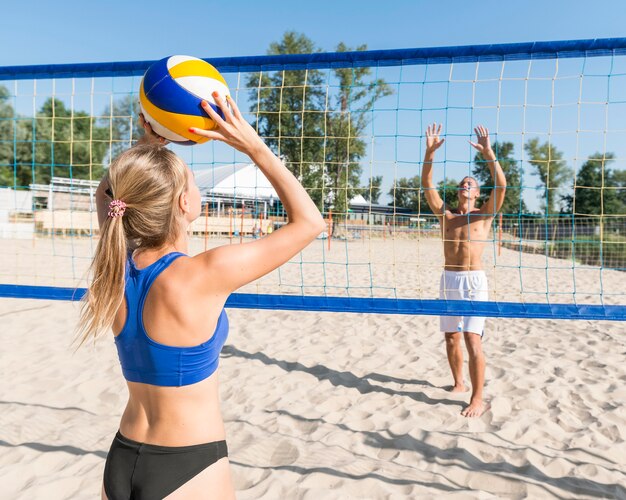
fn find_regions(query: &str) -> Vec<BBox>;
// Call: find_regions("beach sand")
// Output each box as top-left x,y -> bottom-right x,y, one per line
0,236 -> 625,498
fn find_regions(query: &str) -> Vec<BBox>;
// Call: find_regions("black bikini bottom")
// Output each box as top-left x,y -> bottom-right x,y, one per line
103,431 -> 228,500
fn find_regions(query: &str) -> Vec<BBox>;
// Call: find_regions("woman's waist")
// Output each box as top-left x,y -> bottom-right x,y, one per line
119,408 -> 226,446
120,384 -> 225,445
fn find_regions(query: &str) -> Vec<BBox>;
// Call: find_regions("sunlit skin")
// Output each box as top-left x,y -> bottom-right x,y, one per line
442,175 -> 487,272
421,123 -> 506,418
97,95 -> 326,498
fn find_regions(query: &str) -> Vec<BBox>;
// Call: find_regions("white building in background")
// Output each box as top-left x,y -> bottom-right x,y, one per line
194,164 -> 394,220
23,166 -> 281,220
0,187 -> 34,239
0,188 -> 32,216
29,177 -> 98,211
194,163 -> 280,217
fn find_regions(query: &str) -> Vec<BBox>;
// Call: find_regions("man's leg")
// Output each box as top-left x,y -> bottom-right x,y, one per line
461,331 -> 487,417
444,332 -> 465,392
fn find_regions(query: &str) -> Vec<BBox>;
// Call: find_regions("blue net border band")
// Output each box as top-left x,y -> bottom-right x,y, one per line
2,38 -> 626,81
1,285 -> 623,321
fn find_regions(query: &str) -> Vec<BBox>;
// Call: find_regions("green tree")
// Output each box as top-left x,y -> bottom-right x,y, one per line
247,32 -> 326,207
101,94 -> 143,161
363,175 -> 382,204
248,32 -> 391,215
0,87 -> 38,188
0,90 -> 112,189
389,177 -> 459,212
388,175 -> 429,212
524,138 -> 571,216
437,177 -> 460,207
326,43 -> 392,214
0,86 -> 18,186
610,168 -> 626,209
563,152 -> 624,216
0,92 -> 43,187
27,98 -> 109,185
473,141 -> 527,215
612,169 -> 626,185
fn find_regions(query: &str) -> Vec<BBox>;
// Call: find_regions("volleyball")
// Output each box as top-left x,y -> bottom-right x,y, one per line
139,55 -> 230,145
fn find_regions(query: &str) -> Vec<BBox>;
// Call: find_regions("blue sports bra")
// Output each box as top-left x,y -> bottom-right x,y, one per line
114,252 -> 229,387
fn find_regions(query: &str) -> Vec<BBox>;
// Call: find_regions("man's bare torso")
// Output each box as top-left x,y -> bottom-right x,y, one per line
440,209 -> 493,271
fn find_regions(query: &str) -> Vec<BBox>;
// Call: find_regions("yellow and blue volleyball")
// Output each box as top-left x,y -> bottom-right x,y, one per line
139,55 -> 230,145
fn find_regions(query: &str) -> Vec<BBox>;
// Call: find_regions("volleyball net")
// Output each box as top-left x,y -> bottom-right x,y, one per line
1,38 -> 626,320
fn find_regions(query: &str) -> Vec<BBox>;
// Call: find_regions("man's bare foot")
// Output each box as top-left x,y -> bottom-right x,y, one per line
448,384 -> 468,393
461,399 -> 490,417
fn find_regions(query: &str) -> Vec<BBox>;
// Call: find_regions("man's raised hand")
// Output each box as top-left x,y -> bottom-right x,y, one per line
425,123 -> 445,154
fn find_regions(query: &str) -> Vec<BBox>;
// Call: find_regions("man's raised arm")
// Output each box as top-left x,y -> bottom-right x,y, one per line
421,123 -> 446,215
470,125 -> 506,216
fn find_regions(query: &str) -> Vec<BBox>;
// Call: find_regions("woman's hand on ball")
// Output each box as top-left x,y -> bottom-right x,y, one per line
190,93 -> 266,156
138,114 -> 169,146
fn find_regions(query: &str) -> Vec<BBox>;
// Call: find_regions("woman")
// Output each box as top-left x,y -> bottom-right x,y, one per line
78,92 -> 326,499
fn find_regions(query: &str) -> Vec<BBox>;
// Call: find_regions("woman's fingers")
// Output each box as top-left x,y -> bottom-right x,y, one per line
201,98 -> 227,128
212,92 -> 234,124
189,127 -> 224,141
226,94 -> 243,120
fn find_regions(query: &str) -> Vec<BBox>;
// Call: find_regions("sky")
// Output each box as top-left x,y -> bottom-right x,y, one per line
3,0 -> 626,66
2,0 -> 626,212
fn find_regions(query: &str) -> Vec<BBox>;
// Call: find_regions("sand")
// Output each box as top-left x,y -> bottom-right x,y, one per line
0,236 -> 625,498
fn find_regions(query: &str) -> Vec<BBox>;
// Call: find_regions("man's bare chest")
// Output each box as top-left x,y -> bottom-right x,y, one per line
443,214 -> 490,241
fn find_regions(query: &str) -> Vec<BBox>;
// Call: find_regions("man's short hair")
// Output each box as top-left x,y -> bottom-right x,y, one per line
458,176 -> 480,189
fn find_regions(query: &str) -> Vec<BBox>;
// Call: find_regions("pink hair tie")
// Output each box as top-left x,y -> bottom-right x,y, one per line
108,199 -> 127,218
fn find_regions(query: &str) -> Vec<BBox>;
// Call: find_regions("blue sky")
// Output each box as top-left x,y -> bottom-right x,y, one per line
3,0 -> 626,66
2,0 -> 626,212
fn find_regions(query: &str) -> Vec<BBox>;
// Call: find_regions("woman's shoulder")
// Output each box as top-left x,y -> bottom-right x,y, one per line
158,251 -> 228,300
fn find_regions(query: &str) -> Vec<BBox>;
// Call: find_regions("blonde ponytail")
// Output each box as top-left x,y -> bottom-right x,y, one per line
76,144 -> 188,345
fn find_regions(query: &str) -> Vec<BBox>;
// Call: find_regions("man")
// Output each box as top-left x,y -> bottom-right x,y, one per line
421,123 -> 506,418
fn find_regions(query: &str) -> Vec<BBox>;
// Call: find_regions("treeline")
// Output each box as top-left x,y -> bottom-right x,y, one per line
252,33 -> 626,219
0,87 -> 140,187
2,31 -> 625,225
388,140 -> 626,218
1,30 -> 390,214
248,31 -> 391,215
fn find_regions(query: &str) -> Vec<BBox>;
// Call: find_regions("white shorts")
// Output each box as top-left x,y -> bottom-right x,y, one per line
439,270 -> 488,335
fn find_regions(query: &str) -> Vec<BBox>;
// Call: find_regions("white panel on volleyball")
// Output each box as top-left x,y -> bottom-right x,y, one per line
166,55 -> 201,68
139,107 -> 190,143
175,76 -> 230,102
